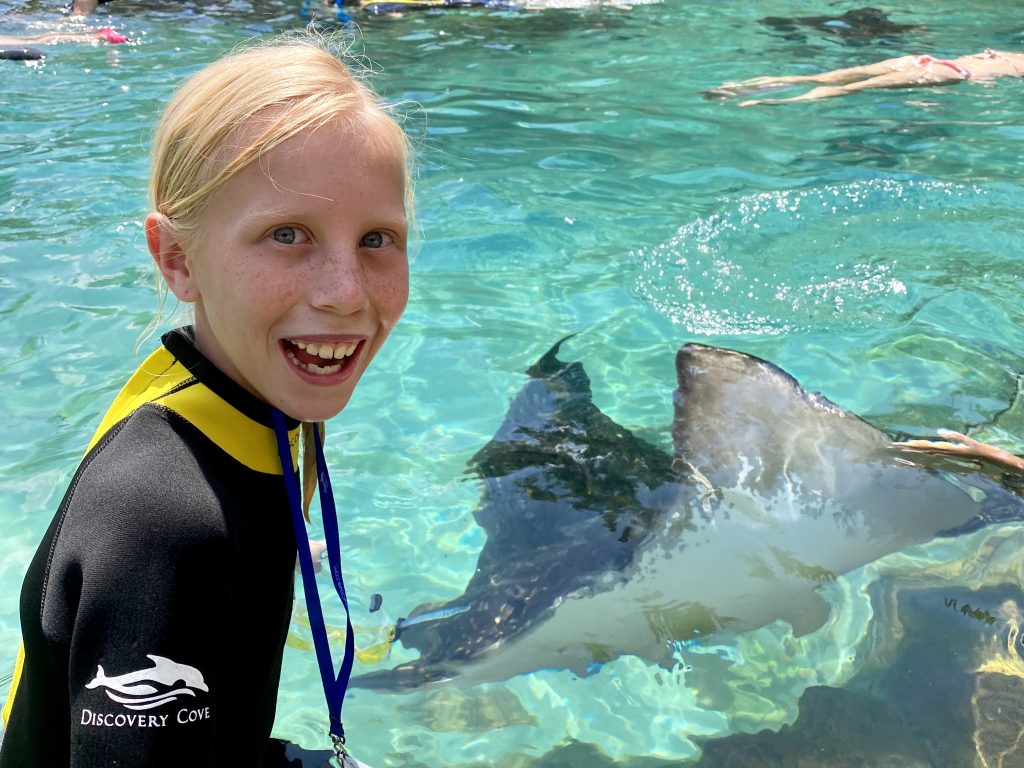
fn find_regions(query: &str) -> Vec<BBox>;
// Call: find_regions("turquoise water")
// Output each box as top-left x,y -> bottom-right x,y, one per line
2,0 -> 1024,764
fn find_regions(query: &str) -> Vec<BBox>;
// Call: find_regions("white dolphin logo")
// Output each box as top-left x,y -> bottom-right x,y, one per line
86,654 -> 209,711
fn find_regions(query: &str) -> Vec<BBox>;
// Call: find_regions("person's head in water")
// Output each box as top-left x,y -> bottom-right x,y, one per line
69,0 -> 110,15
145,38 -> 412,424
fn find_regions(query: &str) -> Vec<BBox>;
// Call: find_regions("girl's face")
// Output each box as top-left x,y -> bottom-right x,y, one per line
151,118 -> 409,422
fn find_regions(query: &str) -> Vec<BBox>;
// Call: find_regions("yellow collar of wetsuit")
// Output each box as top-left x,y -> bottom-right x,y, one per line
87,344 -> 299,475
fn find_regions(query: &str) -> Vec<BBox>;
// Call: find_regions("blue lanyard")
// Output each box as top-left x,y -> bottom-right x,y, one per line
271,410 -> 355,755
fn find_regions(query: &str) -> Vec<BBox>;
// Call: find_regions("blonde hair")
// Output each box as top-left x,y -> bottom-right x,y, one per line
149,35 -> 412,513
150,35 -> 411,249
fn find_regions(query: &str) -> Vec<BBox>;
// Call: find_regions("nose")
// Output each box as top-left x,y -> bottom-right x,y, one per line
310,247 -> 369,315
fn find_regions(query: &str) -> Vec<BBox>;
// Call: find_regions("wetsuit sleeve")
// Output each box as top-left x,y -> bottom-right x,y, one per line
4,402 -> 297,768
56,469 -> 232,768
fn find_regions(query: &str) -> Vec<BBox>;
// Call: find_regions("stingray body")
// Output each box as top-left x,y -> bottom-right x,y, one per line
351,342 -> 1024,690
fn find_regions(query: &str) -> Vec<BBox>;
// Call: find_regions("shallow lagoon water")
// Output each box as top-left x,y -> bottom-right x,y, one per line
2,0 -> 1024,764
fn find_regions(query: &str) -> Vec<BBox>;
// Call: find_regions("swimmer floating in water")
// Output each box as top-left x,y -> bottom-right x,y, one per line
707,49 -> 1024,105
0,26 -> 126,59
0,26 -> 127,46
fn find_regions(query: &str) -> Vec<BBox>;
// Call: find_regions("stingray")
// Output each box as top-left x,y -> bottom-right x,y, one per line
351,340 -> 1024,690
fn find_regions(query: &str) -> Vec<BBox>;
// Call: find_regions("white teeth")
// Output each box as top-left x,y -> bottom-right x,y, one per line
286,340 -> 358,375
285,349 -> 343,375
308,361 -> 342,374
288,340 -> 357,357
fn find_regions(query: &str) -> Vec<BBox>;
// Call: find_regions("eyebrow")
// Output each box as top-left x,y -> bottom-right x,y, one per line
238,209 -> 409,231
237,210 -> 296,228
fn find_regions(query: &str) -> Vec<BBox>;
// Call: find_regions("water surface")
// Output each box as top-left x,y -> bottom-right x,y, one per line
2,0 -> 1023,764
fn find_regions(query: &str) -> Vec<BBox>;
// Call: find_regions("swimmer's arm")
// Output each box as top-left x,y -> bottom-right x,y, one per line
0,32 -> 91,44
0,28 -> 126,45
893,429 -> 1024,473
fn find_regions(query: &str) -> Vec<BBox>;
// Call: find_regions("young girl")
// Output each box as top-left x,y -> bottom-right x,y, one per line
0,36 -> 410,767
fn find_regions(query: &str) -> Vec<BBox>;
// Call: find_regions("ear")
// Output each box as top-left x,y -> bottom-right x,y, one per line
146,212 -> 198,303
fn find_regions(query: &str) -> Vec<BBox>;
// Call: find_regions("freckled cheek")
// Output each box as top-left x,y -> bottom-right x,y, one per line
388,270 -> 411,320
370,265 -> 410,322
243,267 -> 304,307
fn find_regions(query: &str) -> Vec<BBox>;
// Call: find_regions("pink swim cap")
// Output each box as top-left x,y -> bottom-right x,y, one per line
95,27 -> 128,44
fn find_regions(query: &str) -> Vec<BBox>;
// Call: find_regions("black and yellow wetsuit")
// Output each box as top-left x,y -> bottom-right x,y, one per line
0,328 -> 303,767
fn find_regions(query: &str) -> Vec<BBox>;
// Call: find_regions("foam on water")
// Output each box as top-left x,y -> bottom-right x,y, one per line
634,179 -> 1014,336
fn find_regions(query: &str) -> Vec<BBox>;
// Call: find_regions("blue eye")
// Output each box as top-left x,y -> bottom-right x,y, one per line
272,227 -> 298,245
361,232 -> 387,249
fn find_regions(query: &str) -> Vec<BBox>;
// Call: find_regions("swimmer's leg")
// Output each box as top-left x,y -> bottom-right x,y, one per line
738,85 -> 862,105
710,55 -> 917,98
740,68 -> 960,105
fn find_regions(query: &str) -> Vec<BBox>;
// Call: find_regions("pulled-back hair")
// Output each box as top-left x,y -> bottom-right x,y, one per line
150,36 -> 411,250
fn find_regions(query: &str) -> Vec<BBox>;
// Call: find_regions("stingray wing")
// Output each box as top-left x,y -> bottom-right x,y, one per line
672,343 -> 1023,599
358,339 -> 678,687
673,343 -> 890,499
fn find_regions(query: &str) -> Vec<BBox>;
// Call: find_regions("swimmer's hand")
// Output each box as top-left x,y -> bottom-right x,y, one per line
893,429 -> 1024,472
298,539 -> 328,574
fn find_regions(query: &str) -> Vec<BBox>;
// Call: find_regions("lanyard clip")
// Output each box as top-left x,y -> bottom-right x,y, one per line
332,732 -> 348,756
330,733 -> 350,767
331,733 -> 373,768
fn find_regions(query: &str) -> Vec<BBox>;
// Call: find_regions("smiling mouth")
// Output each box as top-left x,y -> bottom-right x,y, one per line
283,339 -> 360,375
